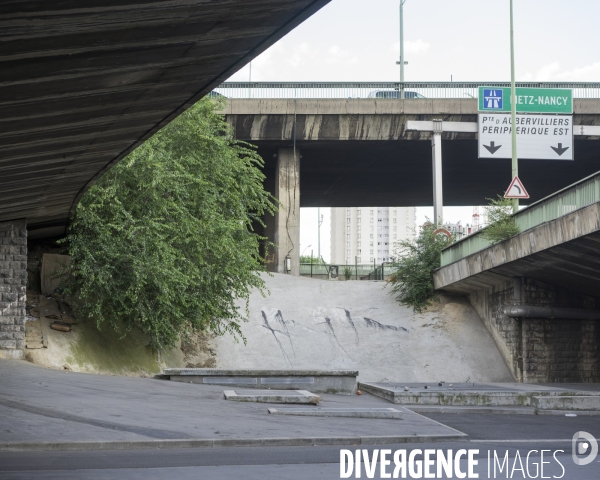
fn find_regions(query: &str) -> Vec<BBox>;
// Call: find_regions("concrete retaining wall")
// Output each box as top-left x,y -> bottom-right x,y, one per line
0,219 -> 27,359
190,273 -> 513,384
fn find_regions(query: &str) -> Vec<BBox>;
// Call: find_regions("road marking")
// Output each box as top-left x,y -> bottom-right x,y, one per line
474,439 -> 600,443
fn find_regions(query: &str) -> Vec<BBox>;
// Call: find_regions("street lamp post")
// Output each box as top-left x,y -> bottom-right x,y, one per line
509,0 -> 519,213
397,0 -> 407,99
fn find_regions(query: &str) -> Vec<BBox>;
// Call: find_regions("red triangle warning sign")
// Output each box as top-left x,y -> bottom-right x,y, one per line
504,176 -> 530,199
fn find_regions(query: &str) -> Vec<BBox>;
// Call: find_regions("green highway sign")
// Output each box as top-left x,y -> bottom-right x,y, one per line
478,86 -> 573,114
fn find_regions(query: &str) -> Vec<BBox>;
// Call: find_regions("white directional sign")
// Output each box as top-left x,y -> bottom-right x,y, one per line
504,176 -> 530,199
478,113 -> 573,160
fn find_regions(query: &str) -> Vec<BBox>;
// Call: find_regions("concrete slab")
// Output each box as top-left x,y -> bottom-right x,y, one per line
0,360 -> 467,451
267,407 -> 403,419
223,389 -> 320,405
359,382 -> 600,406
165,368 -> 356,394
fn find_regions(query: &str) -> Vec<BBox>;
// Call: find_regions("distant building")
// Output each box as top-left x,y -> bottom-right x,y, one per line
330,207 -> 417,265
445,222 -> 481,239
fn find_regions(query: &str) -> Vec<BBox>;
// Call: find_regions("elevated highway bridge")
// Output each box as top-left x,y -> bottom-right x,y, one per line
217,82 -> 600,274
218,82 -> 600,208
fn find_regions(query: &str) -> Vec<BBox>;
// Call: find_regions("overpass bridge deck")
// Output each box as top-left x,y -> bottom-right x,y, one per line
433,171 -> 600,298
440,170 -> 600,267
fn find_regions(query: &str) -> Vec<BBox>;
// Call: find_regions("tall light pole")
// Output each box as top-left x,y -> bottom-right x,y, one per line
397,0 -> 407,99
248,61 -> 252,98
317,208 -> 324,264
509,0 -> 518,213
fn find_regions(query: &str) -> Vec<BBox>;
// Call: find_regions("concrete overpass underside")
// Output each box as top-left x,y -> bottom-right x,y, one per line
254,138 -> 600,207
0,0 -> 330,239
226,99 -> 600,208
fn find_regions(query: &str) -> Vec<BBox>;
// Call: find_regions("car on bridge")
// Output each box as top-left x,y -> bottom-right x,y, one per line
368,90 -> 425,99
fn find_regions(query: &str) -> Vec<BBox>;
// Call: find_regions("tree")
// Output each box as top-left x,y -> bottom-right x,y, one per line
480,196 -> 520,244
387,223 -> 453,313
63,97 -> 276,350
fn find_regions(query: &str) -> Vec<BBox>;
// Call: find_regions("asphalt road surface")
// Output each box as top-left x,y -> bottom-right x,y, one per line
2,414 -> 600,479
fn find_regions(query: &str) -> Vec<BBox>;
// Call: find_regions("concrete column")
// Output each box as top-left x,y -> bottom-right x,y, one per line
0,219 -> 27,359
431,120 -> 443,225
274,147 -> 300,275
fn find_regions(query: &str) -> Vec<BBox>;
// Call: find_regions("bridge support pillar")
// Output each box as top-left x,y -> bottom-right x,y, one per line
0,219 -> 27,359
431,120 -> 443,224
273,147 -> 300,275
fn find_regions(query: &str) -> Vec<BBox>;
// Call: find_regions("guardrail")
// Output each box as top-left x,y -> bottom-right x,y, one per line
440,171 -> 600,267
214,82 -> 600,99
299,263 -> 392,280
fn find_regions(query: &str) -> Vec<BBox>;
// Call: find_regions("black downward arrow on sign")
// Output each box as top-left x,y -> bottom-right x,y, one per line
483,141 -> 502,154
551,143 -> 569,156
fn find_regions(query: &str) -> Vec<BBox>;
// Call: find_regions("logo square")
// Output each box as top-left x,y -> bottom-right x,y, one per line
483,89 -> 503,109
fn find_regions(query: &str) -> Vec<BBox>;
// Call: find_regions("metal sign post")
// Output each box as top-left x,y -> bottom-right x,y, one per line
509,0 -> 518,213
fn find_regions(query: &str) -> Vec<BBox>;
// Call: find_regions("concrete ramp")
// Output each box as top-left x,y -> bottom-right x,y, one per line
207,273 -> 513,383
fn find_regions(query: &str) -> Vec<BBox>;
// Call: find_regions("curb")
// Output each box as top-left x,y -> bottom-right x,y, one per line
538,409 -> 600,416
406,406 -> 534,415
407,406 -> 600,416
0,434 -> 469,452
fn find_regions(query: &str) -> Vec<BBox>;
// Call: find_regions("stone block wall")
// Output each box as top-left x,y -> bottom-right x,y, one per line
522,318 -> 600,383
0,219 -> 27,359
468,277 -> 600,383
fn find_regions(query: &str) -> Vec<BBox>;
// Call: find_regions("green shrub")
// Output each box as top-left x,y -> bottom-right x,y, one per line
480,196 -> 520,244
388,223 -> 453,313
62,97 -> 276,350
343,267 -> 353,280
300,255 -> 319,264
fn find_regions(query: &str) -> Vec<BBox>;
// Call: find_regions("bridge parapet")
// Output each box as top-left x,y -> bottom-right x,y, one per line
215,81 -> 600,100
439,171 -> 600,268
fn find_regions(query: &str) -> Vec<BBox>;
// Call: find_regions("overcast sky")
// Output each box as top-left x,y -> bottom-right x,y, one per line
227,0 -> 600,262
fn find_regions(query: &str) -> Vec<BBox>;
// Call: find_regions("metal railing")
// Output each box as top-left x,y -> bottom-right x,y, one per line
299,263 -> 393,280
440,171 -> 600,267
214,82 -> 600,99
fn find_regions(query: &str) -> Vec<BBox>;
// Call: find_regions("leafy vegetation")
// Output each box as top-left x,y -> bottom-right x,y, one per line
387,223 -> 453,313
343,267 -> 353,280
300,255 -> 320,264
62,97 -> 276,350
480,196 -> 521,244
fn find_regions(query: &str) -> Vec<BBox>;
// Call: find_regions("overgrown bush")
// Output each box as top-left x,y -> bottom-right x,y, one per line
62,97 -> 276,350
300,255 -> 319,264
387,223 -> 453,313
480,196 -> 520,244
343,267 -> 353,280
